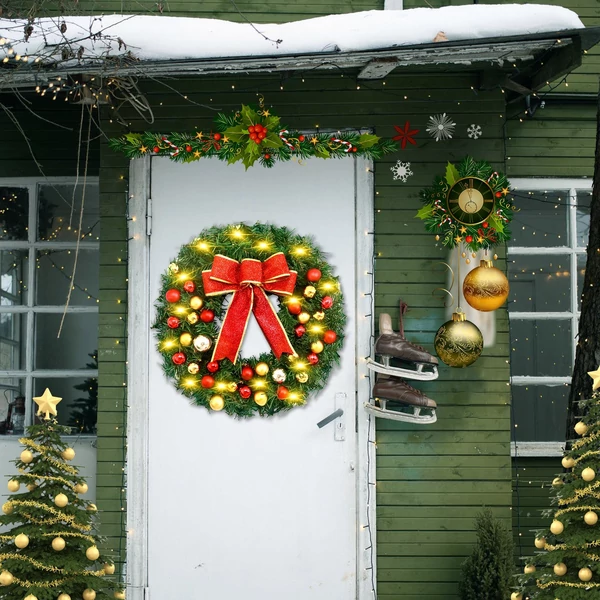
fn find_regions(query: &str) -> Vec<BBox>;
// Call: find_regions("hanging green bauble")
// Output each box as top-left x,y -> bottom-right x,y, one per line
434,310 -> 483,368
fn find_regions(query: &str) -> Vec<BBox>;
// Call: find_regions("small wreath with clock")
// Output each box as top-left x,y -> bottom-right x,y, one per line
416,156 -> 513,251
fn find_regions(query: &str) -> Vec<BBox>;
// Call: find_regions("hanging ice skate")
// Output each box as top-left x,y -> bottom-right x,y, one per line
365,302 -> 438,425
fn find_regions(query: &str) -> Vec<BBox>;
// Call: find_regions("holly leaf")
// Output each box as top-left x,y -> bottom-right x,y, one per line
263,133 -> 283,149
125,133 -> 142,145
264,115 -> 281,130
242,152 -> 259,169
357,133 -> 380,149
240,105 -> 259,126
314,147 -> 330,158
224,125 -> 247,142
487,214 -> 504,234
445,162 -> 460,186
416,205 -> 434,220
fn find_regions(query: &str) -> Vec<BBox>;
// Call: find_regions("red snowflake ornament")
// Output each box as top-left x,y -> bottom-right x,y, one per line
392,121 -> 419,149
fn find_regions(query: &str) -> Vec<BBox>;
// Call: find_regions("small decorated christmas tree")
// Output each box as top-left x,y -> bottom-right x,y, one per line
0,388 -> 123,600
515,368 -> 600,599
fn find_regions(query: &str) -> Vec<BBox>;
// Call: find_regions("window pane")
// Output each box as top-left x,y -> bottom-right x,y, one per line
512,385 -> 569,442
577,253 -> 586,311
33,377 -> 97,433
0,313 -> 25,370
37,184 -> 100,242
0,187 -> 28,241
507,254 -> 570,312
1,250 -> 28,306
36,249 -> 99,306
576,190 -> 592,249
0,379 -> 26,435
510,190 -> 568,247
510,319 -> 572,377
35,313 -> 98,370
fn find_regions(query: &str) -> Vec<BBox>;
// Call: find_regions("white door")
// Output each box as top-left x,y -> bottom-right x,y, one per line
142,157 -> 367,599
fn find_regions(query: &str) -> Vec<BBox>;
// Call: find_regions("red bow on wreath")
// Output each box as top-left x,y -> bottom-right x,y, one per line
202,253 -> 298,363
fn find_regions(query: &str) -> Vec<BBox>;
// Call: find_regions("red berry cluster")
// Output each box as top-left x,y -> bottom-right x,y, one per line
249,123 -> 268,145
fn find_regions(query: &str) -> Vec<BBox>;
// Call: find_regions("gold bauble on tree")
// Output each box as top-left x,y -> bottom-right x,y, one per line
255,362 -> 269,376
62,447 -> 75,461
575,421 -> 589,436
523,564 -> 536,574
104,563 -> 116,575
24,595 -> 38,600
434,310 -> 483,368
74,482 -> 89,494
2,502 -> 12,515
86,545 -> 100,560
7,479 -> 19,492
20,449 -> 33,464
114,591 -> 126,600
510,593 -> 522,600
0,570 -> 14,585
550,520 -> 564,535
584,511 -> 598,526
15,533 -> 29,548
552,477 -> 563,487
52,536 -> 66,551
534,537 -> 546,549
553,562 -> 567,576
582,467 -> 596,482
579,567 -> 593,582
58,594 -> 72,600
55,493 -> 69,507
462,259 -> 509,312
562,456 -> 575,469
83,589 -> 97,600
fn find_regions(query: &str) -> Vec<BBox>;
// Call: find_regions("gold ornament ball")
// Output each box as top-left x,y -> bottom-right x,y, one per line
86,545 -> 100,561
534,537 -> 546,549
187,312 -> 199,325
434,311 -> 483,368
561,456 -> 575,469
313,311 -> 325,321
296,372 -> 309,383
254,391 -> 268,406
62,447 -> 75,461
7,479 -> 19,492
114,592 -> 126,600
465,259 -> 471,265
461,252 -> 466,259
552,477 -> 564,487
226,382 -> 238,393
20,450 -> 33,464
584,511 -> 598,526
187,362 -> 200,374
311,341 -> 324,354
575,421 -> 589,436
2,502 -> 12,515
189,296 -> 203,310
209,395 -> 224,411
462,260 -> 509,312
298,312 -> 311,324
87,503 -> 98,512
15,533 -> 29,549
180,333 -> 193,347
74,482 -> 89,494
579,567 -> 593,582
255,362 -> 269,376
303,285 -> 316,298
582,467 -> 596,482
52,536 -> 66,551
27,483 -> 37,492
55,493 -> 69,508
553,562 -> 567,576
24,595 -> 37,600
510,593 -> 522,600
83,589 -> 97,600
168,262 -> 179,274
523,564 -> 536,574
104,563 -> 116,575
58,594 -> 71,600
0,570 -> 13,586
435,235 -> 440,241
550,520 -> 564,535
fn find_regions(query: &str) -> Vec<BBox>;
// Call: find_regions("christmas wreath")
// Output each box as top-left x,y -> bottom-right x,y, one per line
154,223 -> 346,417
416,156 -> 513,251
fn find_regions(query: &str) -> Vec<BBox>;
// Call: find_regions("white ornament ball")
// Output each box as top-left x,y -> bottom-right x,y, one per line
562,456 -> 575,469
20,450 -> 33,464
272,368 -> 286,383
553,562 -> 567,576
7,480 -> 19,492
104,562 -> 116,575
193,335 -> 212,352
523,564 -> 536,574
54,493 -> 68,508
74,482 -> 89,494
15,533 -> 29,548
52,536 -> 66,551
575,421 -> 589,436
585,511 -> 599,526
579,567 -> 593,582
86,545 -> 100,560
168,262 -> 179,274
582,467 -> 596,482
58,594 -> 72,600
62,447 -> 75,461
510,593 -> 522,600
534,537 -> 546,549
83,589 -> 97,600
550,520 -> 564,535
0,570 -> 13,585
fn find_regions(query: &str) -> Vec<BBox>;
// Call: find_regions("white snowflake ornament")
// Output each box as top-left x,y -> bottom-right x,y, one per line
426,113 -> 456,142
467,124 -> 482,139
391,160 -> 413,182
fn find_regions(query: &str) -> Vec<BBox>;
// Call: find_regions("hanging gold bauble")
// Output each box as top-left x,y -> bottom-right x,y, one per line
82,589 -> 97,600
209,395 -> 224,411
52,536 -> 66,551
74,482 -> 89,494
20,450 -> 33,464
62,447 -> 75,461
255,362 -> 269,376
582,467 -> 596,482
534,537 -> 546,549
15,533 -> 29,548
550,520 -> 564,535
552,477 -> 563,487
55,493 -> 68,508
0,570 -> 14,585
58,594 -> 72,600
523,564 -> 536,574
553,562 -> 567,576
254,391 -> 268,406
104,563 -> 116,575
7,480 -> 19,492
462,259 -> 509,312
579,567 -> 593,582
2,502 -> 12,514
510,593 -> 522,600
584,511 -> 598,526
24,595 -> 37,600
86,546 -> 100,560
180,333 -> 193,347
226,382 -> 238,393
575,421 -> 589,436
87,503 -> 98,512
189,296 -> 203,310
114,592 -> 126,600
561,456 -> 575,469
434,311 -> 483,368
296,372 -> 309,383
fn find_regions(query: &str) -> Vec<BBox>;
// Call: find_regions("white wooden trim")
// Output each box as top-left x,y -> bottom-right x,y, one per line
355,157 -> 376,600
509,312 -> 575,320
384,0 -> 403,9
510,178 -> 591,190
0,370 -> 98,378
0,176 -> 99,186
511,376 -> 571,386
126,157 -> 151,600
511,441 -> 564,457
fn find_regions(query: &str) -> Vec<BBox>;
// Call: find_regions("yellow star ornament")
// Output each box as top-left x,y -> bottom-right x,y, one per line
33,389 -> 62,420
588,366 -> 600,391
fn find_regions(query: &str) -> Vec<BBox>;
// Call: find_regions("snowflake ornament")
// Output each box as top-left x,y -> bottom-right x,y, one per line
426,113 -> 456,142
391,160 -> 413,182
467,124 -> 482,139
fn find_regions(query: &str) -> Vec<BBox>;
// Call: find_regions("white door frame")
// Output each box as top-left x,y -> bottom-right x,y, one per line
125,155 -> 376,600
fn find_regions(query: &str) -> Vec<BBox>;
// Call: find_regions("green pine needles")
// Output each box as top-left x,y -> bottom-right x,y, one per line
0,419 -> 119,600
459,508 -> 514,600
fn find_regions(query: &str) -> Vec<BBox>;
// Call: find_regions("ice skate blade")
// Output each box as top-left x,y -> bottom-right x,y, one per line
364,402 -> 437,425
366,358 -> 439,381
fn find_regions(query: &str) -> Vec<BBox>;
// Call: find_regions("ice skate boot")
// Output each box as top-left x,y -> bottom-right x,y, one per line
367,301 -> 439,381
366,376 -> 437,424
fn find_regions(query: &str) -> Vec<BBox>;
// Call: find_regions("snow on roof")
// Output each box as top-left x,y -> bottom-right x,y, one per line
0,4 -> 584,64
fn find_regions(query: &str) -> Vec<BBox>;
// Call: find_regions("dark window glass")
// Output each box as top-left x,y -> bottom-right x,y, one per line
1,250 -> 27,305
576,190 -> 592,249
512,385 -> 569,442
0,378 -> 26,435
510,190 -> 568,247
0,188 -> 28,241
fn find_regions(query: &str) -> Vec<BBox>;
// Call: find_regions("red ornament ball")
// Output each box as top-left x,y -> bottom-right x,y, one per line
172,352 -> 186,365
264,154 -> 271,160
307,268 -> 322,282
185,145 -> 192,153
239,385 -> 252,399
165,289 -> 181,303
201,375 -> 215,389
200,309 -> 215,323
277,386 -> 289,400
241,366 -> 254,381
321,296 -> 334,309
307,353 -> 319,365
167,316 -> 180,329
206,361 -> 220,373
323,330 -> 337,344
213,133 -> 222,141
183,280 -> 195,293
153,146 -> 160,154
465,235 -> 473,243
352,147 -> 358,153
294,325 -> 306,338
288,301 -> 302,315
495,191 -> 502,198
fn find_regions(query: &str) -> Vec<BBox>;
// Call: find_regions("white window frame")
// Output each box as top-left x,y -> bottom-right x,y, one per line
0,177 -> 99,432
509,177 -> 591,457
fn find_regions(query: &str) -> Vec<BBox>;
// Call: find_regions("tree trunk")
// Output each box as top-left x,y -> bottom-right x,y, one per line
566,83 -> 600,436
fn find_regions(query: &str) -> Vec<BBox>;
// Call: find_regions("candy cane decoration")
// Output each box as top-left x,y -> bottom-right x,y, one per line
330,137 -> 355,153
279,130 -> 295,149
496,208 -> 509,223
161,135 -> 180,157
487,171 -> 500,184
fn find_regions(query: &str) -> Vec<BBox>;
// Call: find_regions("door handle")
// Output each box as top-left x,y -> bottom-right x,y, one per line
316,392 -> 347,441
317,408 -> 344,429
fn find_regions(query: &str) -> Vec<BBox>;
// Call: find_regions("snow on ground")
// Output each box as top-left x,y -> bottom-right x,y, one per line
0,5 -> 584,64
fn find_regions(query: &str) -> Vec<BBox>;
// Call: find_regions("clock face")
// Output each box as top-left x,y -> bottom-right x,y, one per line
446,177 -> 495,225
